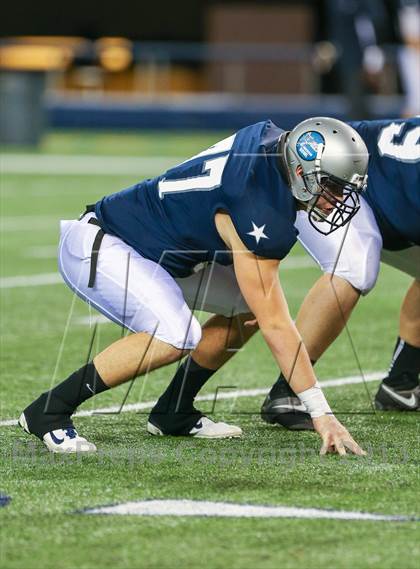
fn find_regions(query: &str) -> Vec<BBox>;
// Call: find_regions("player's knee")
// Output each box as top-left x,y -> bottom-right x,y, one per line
151,319 -> 202,351
131,308 -> 202,351
155,316 -> 202,351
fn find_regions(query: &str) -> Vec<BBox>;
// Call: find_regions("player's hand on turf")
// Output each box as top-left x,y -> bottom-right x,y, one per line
312,415 -> 366,456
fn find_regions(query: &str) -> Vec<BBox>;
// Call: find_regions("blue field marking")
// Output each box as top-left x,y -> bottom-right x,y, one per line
0,494 -> 11,507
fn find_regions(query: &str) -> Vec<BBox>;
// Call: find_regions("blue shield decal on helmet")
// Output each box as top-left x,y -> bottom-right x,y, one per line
296,131 -> 325,161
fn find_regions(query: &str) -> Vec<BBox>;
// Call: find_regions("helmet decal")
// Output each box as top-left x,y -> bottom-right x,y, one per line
296,131 -> 325,161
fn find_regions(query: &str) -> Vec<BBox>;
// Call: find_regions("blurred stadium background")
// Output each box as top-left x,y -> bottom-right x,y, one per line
1,0 -> 419,145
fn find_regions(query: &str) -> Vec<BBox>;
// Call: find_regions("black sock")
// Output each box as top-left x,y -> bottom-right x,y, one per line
384,337 -> 420,389
269,361 -> 317,399
150,356 -> 216,434
23,362 -> 109,438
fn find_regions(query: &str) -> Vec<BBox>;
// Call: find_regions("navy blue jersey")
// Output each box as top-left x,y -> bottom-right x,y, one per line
95,121 -> 298,277
350,118 -> 420,250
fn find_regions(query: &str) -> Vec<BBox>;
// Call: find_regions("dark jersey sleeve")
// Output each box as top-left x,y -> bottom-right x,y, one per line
220,120 -> 298,260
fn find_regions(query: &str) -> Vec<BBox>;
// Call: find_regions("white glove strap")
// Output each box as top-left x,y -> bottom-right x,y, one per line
297,381 -> 333,418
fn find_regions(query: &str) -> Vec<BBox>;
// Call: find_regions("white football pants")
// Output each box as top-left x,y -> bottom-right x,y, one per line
296,196 -> 420,295
58,213 -> 249,350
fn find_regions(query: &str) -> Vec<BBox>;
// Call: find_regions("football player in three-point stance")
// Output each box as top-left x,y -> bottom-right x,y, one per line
262,117 -> 420,430
19,117 -> 369,455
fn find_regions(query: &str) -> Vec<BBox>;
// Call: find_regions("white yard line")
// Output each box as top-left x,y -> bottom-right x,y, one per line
83,499 -> 416,522
1,154 -> 183,176
0,371 -> 382,427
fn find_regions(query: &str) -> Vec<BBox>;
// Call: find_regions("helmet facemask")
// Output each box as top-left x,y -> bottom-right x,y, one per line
300,148 -> 367,235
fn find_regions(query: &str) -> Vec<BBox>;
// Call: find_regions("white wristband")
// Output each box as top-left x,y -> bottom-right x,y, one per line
297,382 -> 333,418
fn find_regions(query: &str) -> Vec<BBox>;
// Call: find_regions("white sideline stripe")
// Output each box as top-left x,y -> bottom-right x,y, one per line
84,499 -> 416,522
24,245 -> 58,258
0,273 -> 62,288
1,216 -> 59,232
0,371 -> 382,427
1,154 -> 183,175
0,257 -> 316,290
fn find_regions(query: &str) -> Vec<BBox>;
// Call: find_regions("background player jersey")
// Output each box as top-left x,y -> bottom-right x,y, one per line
350,117 -> 420,250
95,120 -> 298,277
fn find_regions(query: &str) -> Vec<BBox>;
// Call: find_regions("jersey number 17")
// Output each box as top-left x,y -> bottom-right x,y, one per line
158,134 -> 235,199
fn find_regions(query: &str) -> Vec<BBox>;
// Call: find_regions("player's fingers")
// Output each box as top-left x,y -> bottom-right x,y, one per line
343,438 -> 367,456
320,434 -> 332,455
332,436 -> 347,456
336,443 -> 347,456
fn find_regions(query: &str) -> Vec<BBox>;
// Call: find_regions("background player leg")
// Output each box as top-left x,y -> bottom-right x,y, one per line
291,274 -> 360,362
400,279 -> 420,347
375,279 -> 420,410
148,312 -> 259,435
192,311 -> 258,369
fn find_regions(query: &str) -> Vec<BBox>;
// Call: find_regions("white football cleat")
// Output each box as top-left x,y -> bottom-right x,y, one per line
43,428 -> 97,453
18,412 -> 97,453
147,416 -> 242,439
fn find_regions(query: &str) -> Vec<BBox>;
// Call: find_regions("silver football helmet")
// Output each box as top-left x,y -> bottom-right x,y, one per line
282,117 -> 369,234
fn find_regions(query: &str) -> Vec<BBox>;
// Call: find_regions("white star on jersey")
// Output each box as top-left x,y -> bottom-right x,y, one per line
247,222 -> 269,244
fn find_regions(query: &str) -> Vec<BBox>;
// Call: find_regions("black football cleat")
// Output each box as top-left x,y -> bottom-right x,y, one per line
375,373 -> 419,411
260,378 -> 314,431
